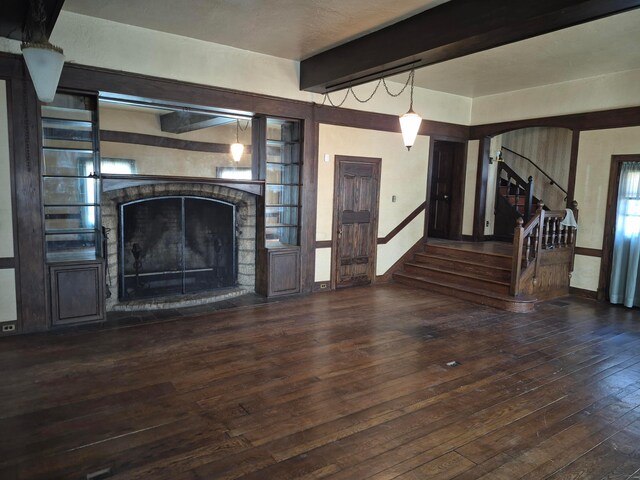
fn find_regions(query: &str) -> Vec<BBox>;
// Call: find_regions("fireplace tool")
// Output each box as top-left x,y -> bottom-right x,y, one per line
131,243 -> 146,290
102,226 -> 112,298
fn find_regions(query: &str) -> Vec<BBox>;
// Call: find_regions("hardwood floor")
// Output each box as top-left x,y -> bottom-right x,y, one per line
1,285 -> 640,479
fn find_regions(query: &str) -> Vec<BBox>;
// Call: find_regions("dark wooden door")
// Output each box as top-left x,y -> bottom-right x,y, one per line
428,141 -> 456,239
333,156 -> 381,289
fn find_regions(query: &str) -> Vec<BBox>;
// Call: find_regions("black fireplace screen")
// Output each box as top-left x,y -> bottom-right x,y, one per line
119,196 -> 236,300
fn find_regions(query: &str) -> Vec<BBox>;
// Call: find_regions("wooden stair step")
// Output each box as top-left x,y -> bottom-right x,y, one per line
423,244 -> 512,269
403,263 -> 511,295
413,253 -> 512,282
393,272 -> 536,313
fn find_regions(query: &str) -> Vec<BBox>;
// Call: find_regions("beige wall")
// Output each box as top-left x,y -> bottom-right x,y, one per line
462,140 -> 478,236
0,80 -> 17,322
471,68 -> 640,124
570,126 -> 640,291
501,127 -> 572,210
0,81 -> 13,257
0,12 -> 472,125
315,124 -> 429,281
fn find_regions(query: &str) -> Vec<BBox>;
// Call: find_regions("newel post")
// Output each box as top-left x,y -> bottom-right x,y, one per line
534,202 -> 545,285
511,217 -> 524,296
570,200 -> 579,223
525,176 -> 533,223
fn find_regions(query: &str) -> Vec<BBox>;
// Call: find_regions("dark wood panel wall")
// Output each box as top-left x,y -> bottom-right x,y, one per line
4,67 -> 48,333
2,51 -> 640,332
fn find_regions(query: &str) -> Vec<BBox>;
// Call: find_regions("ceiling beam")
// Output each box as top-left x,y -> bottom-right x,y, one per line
300,0 -> 640,93
160,112 -> 235,134
0,0 -> 65,41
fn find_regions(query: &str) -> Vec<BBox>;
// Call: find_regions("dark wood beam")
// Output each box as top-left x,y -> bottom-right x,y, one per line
469,106 -> 640,139
160,111 -> 236,134
0,0 -> 65,41
100,130 -> 252,155
300,0 -> 640,93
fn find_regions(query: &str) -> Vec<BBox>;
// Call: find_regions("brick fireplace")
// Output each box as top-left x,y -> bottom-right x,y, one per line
102,181 -> 257,311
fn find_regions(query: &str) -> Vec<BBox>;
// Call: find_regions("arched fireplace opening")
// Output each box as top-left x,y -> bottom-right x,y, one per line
120,196 -> 236,300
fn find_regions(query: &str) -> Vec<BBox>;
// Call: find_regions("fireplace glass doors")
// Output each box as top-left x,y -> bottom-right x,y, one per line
119,196 -> 236,300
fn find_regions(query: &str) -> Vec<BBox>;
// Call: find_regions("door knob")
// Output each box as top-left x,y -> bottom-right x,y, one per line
443,194 -> 449,200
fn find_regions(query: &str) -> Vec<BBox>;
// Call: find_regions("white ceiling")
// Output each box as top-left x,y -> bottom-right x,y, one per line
396,9 -> 640,97
62,1 -> 640,98
62,0 -> 449,60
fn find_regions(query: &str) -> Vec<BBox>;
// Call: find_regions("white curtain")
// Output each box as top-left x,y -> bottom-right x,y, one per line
610,162 -> 640,307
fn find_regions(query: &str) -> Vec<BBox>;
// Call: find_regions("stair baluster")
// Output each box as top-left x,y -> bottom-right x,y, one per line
523,232 -> 532,268
547,216 -> 555,249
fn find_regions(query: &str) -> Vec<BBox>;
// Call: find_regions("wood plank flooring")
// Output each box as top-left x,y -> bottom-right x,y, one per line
1,284 -> 640,479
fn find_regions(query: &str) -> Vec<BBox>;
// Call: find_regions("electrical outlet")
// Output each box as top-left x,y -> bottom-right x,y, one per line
2,324 -> 16,333
486,220 -> 490,227
320,283 -> 328,289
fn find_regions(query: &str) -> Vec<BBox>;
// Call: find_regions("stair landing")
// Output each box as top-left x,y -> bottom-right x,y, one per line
393,239 -> 537,313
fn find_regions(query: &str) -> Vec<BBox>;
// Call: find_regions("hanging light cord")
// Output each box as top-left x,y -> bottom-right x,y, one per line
321,69 -> 415,108
235,119 -> 250,141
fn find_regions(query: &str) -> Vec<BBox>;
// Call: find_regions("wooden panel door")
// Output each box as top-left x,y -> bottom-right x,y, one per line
267,247 -> 301,296
50,261 -> 105,326
333,156 -> 381,289
428,141 -> 456,239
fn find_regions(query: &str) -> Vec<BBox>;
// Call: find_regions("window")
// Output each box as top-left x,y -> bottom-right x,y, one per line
216,167 -> 252,180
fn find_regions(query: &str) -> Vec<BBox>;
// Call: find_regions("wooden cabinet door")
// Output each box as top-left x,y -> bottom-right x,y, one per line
267,248 -> 300,296
333,156 -> 381,289
50,262 -> 105,326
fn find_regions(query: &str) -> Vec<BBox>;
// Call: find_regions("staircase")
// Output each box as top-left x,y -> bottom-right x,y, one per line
494,161 -> 543,241
394,201 -> 580,313
393,241 -> 537,313
498,179 -> 542,218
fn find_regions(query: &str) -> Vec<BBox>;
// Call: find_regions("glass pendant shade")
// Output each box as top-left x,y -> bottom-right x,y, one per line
230,142 -> 244,162
399,109 -> 422,151
21,43 -> 65,103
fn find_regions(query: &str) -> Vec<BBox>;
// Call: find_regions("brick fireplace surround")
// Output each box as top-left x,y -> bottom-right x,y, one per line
102,182 -> 257,311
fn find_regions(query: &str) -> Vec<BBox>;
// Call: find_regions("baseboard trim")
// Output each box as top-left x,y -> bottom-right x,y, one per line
376,237 -> 425,284
569,287 -> 598,299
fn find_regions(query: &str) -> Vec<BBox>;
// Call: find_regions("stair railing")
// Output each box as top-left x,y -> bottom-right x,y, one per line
501,146 -> 568,199
511,201 -> 579,296
497,161 -> 534,222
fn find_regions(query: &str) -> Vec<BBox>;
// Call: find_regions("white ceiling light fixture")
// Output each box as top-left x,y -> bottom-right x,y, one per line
321,69 -> 423,151
230,119 -> 248,162
21,0 -> 66,103
399,70 -> 422,151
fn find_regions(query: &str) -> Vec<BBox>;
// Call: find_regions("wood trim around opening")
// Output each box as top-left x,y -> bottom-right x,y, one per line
566,130 -> 580,206
470,106 -> 640,139
473,137 -> 491,241
424,138 -> 467,241
598,154 -> 640,300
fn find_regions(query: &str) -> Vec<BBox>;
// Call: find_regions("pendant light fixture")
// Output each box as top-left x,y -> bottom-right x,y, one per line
398,70 -> 422,151
230,120 -> 244,162
21,0 -> 66,103
321,69 -> 423,151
